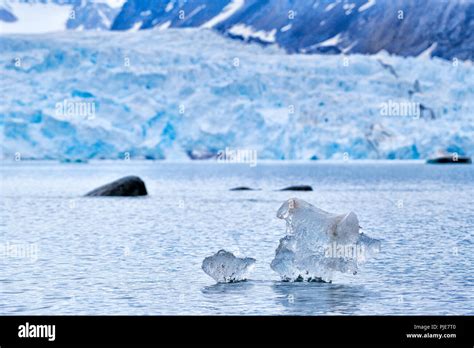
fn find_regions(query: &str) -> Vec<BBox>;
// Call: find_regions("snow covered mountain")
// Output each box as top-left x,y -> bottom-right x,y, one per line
1,0 -> 473,61
1,29 -> 472,160
111,0 -> 474,61
0,0 -> 124,33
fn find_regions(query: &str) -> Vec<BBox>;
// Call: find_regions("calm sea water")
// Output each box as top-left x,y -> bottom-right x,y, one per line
0,161 -> 473,315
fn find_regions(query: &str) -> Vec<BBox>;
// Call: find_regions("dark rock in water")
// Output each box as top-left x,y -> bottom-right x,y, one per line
186,149 -> 217,160
61,158 -> 88,163
427,156 -> 471,164
281,275 -> 330,283
280,185 -> 313,191
85,176 -> 148,197
230,186 -> 258,191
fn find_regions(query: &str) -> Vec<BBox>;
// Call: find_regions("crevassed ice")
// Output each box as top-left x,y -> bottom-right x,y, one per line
271,198 -> 381,282
1,29 -> 472,160
202,249 -> 256,283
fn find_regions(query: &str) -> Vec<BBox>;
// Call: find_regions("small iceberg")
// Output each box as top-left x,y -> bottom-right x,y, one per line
271,198 -> 380,282
202,250 -> 256,283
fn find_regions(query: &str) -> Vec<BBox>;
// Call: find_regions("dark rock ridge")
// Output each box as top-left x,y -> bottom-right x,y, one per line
427,156 -> 472,164
280,185 -> 313,191
230,186 -> 258,191
85,176 -> 148,196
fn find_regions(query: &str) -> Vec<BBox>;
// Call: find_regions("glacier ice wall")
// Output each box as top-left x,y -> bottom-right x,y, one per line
0,29 -> 473,160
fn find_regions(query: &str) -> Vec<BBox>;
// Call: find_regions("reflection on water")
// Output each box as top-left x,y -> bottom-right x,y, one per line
202,281 -> 255,295
272,282 -> 371,315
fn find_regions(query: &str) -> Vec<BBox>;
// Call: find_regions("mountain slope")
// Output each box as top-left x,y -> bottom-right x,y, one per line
2,0 -> 472,60
111,0 -> 474,61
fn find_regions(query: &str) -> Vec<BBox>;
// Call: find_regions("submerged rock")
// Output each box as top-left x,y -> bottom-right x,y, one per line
279,185 -> 313,191
85,176 -> 148,197
60,158 -> 88,163
427,156 -> 471,164
229,186 -> 258,191
202,250 -> 256,283
271,198 -> 380,282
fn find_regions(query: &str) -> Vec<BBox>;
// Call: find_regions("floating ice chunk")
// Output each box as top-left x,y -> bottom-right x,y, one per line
202,250 -> 256,283
271,198 -> 381,282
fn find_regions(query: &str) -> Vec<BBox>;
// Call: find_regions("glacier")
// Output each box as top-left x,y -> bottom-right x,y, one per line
0,28 -> 473,160
202,249 -> 256,283
271,198 -> 381,282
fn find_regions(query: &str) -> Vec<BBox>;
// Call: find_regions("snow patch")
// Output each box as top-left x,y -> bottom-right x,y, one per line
342,40 -> 358,53
280,23 -> 292,32
343,3 -> 356,15
318,33 -> 341,47
165,1 -> 174,13
129,21 -> 142,32
325,2 -> 338,12
97,9 -> 111,29
358,0 -> 376,12
0,2 -> 72,33
228,23 -> 277,43
157,20 -> 171,31
96,0 -> 126,9
418,42 -> 437,59
201,0 -> 244,29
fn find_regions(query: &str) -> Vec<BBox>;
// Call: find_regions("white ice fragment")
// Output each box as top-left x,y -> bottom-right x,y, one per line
202,249 -> 256,283
272,198 -> 381,282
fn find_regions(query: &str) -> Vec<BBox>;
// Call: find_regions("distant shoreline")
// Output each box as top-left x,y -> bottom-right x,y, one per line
0,159 -> 432,164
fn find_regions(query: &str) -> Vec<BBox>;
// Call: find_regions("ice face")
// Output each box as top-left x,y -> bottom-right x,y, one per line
1,29 -> 473,161
202,250 -> 256,283
271,198 -> 381,282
